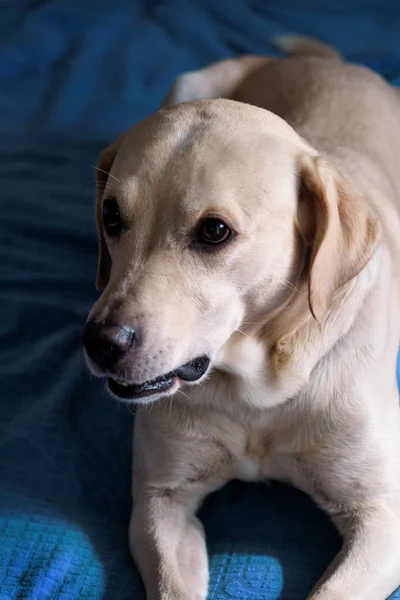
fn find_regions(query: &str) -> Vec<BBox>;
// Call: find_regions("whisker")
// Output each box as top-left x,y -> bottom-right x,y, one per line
91,165 -> 121,184
281,279 -> 300,293
177,389 -> 191,402
92,184 -> 110,190
235,329 -> 248,337
126,403 -> 136,416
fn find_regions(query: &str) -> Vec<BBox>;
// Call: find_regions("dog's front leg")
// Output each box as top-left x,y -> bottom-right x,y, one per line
307,504 -> 400,600
130,486 -> 209,600
129,408 -> 232,600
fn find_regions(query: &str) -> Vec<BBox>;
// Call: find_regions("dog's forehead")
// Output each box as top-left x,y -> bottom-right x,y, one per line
111,102 -> 303,223
115,100 -> 302,173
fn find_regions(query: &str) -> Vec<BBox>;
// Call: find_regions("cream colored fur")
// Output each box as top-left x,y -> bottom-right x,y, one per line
86,37 -> 400,599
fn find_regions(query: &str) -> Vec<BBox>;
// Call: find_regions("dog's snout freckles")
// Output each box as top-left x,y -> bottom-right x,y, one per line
83,295 -> 183,383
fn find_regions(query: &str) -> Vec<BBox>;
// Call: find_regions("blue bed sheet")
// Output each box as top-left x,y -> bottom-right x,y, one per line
1,1 -> 400,599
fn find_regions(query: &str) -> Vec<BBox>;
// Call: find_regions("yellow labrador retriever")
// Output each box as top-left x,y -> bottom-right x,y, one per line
83,37 -> 400,600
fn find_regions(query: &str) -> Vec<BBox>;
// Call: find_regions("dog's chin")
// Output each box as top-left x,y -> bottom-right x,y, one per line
106,355 -> 211,404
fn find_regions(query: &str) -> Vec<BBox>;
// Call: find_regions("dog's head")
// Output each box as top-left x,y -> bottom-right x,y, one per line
83,100 -> 380,403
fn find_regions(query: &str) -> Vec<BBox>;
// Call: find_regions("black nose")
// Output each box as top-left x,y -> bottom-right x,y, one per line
83,321 -> 135,370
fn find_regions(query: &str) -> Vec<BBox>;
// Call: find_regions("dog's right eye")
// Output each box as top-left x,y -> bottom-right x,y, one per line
196,218 -> 232,245
103,198 -> 121,237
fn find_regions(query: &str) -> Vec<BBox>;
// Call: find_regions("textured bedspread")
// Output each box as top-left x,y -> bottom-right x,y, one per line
1,1 -> 400,598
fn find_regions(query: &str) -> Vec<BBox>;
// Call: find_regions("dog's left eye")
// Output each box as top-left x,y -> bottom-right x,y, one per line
196,218 -> 231,245
103,197 -> 121,236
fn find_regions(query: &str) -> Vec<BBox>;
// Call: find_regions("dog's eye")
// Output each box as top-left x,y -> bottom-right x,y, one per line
197,218 -> 231,245
102,198 -> 121,236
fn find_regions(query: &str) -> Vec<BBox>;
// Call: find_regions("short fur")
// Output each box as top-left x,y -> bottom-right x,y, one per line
86,37 -> 400,600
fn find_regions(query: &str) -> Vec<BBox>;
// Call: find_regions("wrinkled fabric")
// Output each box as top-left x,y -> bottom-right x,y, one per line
0,1 -> 400,598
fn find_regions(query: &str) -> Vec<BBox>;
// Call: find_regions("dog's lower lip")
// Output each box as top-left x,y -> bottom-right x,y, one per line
108,355 -> 210,400
108,374 -> 176,400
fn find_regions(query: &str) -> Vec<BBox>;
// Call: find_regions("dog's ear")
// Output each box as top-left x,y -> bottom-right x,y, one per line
95,138 -> 121,291
297,155 -> 381,322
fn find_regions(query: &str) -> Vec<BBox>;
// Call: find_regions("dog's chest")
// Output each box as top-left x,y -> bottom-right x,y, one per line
235,432 -> 273,481
230,426 -> 308,490
211,333 -> 311,483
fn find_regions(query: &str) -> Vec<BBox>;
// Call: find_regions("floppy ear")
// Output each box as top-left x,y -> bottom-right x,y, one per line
95,139 -> 121,291
297,155 -> 381,322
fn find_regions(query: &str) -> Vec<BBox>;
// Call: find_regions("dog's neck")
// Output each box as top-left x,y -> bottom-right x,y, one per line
214,245 -> 383,412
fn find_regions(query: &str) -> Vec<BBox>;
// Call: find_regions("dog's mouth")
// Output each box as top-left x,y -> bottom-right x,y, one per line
107,355 -> 210,401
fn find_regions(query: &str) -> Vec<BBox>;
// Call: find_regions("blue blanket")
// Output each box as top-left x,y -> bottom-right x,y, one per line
1,1 -> 400,598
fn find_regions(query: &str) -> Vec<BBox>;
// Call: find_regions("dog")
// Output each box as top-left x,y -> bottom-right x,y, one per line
83,37 -> 400,599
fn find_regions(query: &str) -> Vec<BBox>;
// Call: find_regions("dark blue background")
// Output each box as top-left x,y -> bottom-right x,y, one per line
1,1 -> 400,598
